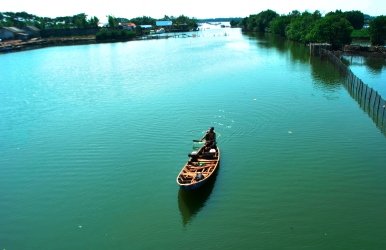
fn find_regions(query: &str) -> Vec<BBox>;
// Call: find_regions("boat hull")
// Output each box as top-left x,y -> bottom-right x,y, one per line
177,146 -> 220,190
179,178 -> 207,190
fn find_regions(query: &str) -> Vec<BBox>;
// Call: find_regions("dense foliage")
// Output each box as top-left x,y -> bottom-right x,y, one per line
240,9 -> 384,47
0,11 -> 99,29
128,16 -> 156,26
308,14 -> 353,49
286,11 -> 322,43
342,10 -> 365,30
351,29 -> 370,39
1,10 -> 384,46
95,29 -> 136,40
230,20 -> 239,27
160,15 -> 198,30
368,15 -> 386,46
270,11 -> 298,37
245,10 -> 278,32
0,12 -> 198,31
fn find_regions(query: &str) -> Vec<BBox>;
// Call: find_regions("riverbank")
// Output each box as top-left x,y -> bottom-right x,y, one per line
342,44 -> 386,58
0,36 -> 102,53
0,33 -> 198,53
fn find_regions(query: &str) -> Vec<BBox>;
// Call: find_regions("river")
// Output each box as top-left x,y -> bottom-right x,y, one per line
1,26 -> 385,249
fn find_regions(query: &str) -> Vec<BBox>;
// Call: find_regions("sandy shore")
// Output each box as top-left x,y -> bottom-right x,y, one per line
0,36 -> 98,53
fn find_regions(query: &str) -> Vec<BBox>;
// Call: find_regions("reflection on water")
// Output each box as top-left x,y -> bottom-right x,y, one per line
341,55 -> 386,74
310,56 -> 344,91
340,54 -> 386,97
342,74 -> 386,136
177,168 -> 219,227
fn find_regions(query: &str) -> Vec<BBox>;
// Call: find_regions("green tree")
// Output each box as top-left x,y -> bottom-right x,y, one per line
2,12 -> 25,28
368,15 -> 386,46
308,14 -> 353,49
96,28 -> 136,40
73,13 -> 89,28
343,10 -> 364,30
244,10 -> 278,32
96,28 -> 109,39
270,14 -> 291,36
173,15 -> 198,30
129,16 -> 156,26
286,11 -> 321,43
160,15 -> 171,21
135,25 -> 143,35
257,9 -> 278,32
34,17 -> 46,30
245,14 -> 258,31
88,16 -> 100,28
230,19 -> 239,27
107,15 -> 118,28
239,16 -> 249,30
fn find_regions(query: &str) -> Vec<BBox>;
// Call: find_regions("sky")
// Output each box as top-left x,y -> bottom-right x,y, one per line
1,0 -> 385,22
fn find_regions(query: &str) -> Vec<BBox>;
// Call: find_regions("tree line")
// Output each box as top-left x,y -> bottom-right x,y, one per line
0,11 -> 199,41
233,10 -> 386,48
0,12 -> 100,29
0,12 -> 198,31
1,10 -> 385,47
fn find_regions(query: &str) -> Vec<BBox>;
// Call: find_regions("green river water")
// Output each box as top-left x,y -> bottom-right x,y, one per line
1,26 -> 386,249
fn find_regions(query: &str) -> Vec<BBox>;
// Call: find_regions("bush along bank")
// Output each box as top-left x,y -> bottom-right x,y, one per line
95,29 -> 136,41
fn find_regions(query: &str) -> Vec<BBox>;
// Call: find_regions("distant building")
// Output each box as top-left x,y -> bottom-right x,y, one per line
23,26 -> 41,38
140,25 -> 153,29
156,21 -> 173,27
139,25 -> 153,35
156,21 -> 173,32
120,23 -> 136,31
0,27 -> 28,40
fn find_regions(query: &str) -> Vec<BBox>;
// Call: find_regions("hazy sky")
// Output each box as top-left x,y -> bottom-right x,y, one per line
2,0 -> 384,22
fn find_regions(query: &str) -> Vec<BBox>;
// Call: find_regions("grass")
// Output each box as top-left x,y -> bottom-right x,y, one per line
351,29 -> 370,39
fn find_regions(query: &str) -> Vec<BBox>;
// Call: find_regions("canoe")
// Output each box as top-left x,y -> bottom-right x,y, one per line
176,144 -> 220,190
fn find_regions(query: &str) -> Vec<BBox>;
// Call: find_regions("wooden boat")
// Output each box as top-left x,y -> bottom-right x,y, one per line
176,144 -> 220,190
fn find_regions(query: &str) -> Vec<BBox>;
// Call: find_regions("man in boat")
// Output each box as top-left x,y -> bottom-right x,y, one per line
200,127 -> 216,150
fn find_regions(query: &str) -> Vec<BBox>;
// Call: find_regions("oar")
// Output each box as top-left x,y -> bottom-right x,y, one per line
192,139 -> 204,149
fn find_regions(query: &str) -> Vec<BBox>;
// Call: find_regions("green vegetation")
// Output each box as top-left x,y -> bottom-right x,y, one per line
286,11 -> 322,43
106,14 -> 198,31
341,10 -> 365,30
0,12 -> 198,31
239,9 -> 385,47
1,10 -> 385,47
128,16 -> 156,26
243,10 -> 279,32
351,29 -> 370,39
308,14 -> 353,49
164,15 -> 198,30
96,29 -> 136,40
368,15 -> 386,46
0,12 -> 100,29
230,20 -> 240,27
107,15 -> 118,28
